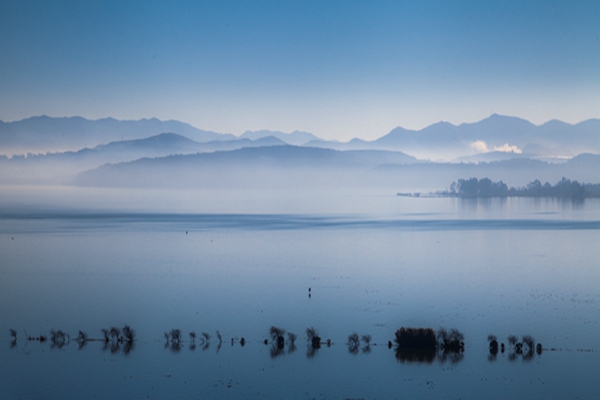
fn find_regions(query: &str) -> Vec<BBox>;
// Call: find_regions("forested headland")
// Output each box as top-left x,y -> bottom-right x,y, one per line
438,177 -> 600,199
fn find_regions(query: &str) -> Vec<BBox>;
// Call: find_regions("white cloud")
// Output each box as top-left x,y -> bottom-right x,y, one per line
493,143 -> 522,154
470,140 -> 522,154
470,140 -> 490,153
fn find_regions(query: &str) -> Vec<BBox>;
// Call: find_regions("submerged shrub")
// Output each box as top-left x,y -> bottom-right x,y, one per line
306,327 -> 321,349
394,327 -> 436,349
347,333 -> 360,354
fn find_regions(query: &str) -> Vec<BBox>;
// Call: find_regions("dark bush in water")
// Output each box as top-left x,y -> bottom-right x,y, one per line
394,327 -> 436,349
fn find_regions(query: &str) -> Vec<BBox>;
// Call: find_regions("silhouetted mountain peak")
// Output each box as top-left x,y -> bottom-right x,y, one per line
240,130 -> 320,145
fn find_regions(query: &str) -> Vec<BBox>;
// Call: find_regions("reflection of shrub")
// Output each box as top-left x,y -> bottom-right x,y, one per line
395,348 -> 436,364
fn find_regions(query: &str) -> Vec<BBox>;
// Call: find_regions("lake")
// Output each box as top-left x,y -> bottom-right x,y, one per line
1,187 -> 599,399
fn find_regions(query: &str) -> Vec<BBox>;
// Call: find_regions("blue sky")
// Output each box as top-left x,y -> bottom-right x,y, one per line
1,0 -> 598,141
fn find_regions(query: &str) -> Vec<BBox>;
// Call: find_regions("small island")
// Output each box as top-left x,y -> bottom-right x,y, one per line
399,177 -> 600,199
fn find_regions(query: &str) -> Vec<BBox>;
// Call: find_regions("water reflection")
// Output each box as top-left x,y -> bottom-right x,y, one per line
267,327 -> 297,358
394,327 -> 465,364
346,333 -> 372,355
306,327 -> 328,359
458,197 -> 507,213
8,325 -> 138,355
488,334 -> 542,362
5,326 -> 564,366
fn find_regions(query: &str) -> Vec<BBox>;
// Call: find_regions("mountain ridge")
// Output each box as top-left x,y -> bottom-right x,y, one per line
2,114 -> 599,159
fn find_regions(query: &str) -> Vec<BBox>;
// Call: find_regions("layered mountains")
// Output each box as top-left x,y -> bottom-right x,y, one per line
0,114 -> 598,189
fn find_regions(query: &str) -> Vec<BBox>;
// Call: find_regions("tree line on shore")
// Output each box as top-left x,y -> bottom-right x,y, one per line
443,177 -> 600,198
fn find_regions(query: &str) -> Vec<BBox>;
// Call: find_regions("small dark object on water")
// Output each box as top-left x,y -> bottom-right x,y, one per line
536,343 -> 542,355
388,341 -> 393,349
501,343 -> 505,353
263,339 -> 268,345
240,337 -> 246,346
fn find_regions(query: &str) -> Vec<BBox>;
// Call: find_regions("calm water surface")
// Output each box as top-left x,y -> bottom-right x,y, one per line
1,192 -> 599,399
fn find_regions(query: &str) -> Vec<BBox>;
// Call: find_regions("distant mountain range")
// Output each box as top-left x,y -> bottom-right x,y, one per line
1,114 -> 598,159
73,145 -> 418,188
1,114 -> 598,188
307,114 -> 600,159
0,116 -> 235,154
240,130 -> 319,146
72,146 -> 599,190
0,133 -> 289,184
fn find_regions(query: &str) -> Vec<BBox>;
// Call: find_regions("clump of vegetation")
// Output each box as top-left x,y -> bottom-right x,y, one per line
361,334 -> 371,345
505,334 -> 541,361
444,177 -> 600,199
306,327 -> 321,349
286,332 -> 297,353
394,327 -> 436,350
164,329 -> 182,352
270,326 -> 286,350
305,327 -> 322,358
487,334 -> 499,359
76,330 -> 89,349
50,330 -> 70,348
437,328 -> 464,351
287,332 -> 297,345
165,329 -> 181,343
347,333 -> 360,354
122,325 -> 135,343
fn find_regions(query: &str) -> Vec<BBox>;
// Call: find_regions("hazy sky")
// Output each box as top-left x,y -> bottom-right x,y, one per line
1,0 -> 598,141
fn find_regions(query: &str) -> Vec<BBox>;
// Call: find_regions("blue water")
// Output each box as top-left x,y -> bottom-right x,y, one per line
1,193 -> 599,399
